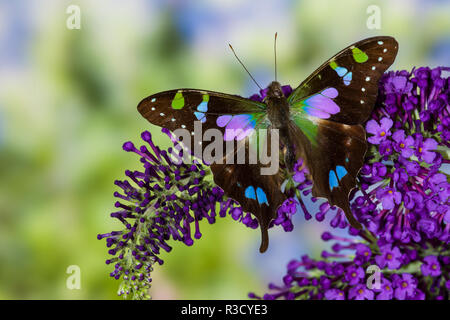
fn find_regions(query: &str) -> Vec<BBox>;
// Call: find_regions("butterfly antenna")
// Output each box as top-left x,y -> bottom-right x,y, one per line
274,32 -> 278,81
228,44 -> 263,90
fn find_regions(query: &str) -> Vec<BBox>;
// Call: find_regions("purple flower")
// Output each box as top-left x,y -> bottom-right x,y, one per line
371,162 -> 387,180
393,274 -> 417,300
376,187 -> 402,210
348,284 -> 374,300
392,130 -> 414,158
292,158 -> 308,183
366,118 -> 393,144
421,256 -> 441,277
379,140 -> 394,157
375,245 -> 402,269
414,135 -> 438,164
325,289 -> 345,300
385,75 -> 413,94
345,265 -> 364,285
375,278 -> 394,300
354,244 -> 371,265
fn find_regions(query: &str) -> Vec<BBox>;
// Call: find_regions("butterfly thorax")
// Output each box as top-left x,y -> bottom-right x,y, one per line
265,81 -> 290,129
265,81 -> 296,170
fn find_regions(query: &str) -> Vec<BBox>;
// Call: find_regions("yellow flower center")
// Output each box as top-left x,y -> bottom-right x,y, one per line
400,143 -> 405,148
402,282 -> 408,288
387,253 -> 393,260
419,147 -> 423,152
388,190 -> 393,194
352,272 -> 356,277
386,285 -> 391,291
358,289 -> 364,294
380,131 -> 386,137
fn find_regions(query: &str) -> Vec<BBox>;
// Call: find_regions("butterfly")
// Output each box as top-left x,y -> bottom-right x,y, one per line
137,36 -> 398,253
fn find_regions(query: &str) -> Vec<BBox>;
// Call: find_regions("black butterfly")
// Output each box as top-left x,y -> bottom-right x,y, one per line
137,36 -> 398,252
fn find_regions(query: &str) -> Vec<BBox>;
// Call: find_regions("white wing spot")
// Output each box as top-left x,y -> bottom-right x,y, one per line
362,87 -> 366,92
360,100 -> 364,104
191,132 -> 194,136
181,124 -> 186,129
378,57 -> 383,62
378,41 -> 384,45
171,118 -> 176,122
151,107 -> 155,111
372,66 -> 376,70
383,48 -> 387,53
151,98 -> 156,103
365,76 -> 371,81
345,137 -> 352,146
160,113 -> 165,116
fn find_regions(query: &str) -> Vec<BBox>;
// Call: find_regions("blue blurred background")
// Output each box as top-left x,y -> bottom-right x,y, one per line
0,0 -> 448,299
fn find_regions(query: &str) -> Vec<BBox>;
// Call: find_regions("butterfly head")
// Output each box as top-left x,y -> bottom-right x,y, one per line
266,81 -> 284,100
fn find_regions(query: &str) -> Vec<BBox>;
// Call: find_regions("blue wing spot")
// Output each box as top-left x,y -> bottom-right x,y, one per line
245,186 -> 256,200
194,111 -> 206,123
256,187 -> 269,205
343,72 -> 352,86
329,170 -> 339,191
335,67 -> 348,77
336,165 -> 348,181
197,101 -> 208,112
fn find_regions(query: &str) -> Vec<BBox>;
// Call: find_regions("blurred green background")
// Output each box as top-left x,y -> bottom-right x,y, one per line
0,0 -> 448,299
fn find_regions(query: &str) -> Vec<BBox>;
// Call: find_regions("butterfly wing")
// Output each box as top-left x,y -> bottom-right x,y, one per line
211,127 -> 287,253
138,89 -> 266,134
138,89 -> 286,252
288,36 -> 398,227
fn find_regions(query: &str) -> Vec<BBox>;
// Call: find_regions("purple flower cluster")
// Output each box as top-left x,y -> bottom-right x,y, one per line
251,66 -> 450,300
97,129 -> 255,299
356,67 -> 449,243
250,228 -> 449,300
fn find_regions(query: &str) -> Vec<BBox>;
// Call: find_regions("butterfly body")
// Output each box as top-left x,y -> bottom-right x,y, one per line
265,81 -> 297,170
138,36 -> 398,252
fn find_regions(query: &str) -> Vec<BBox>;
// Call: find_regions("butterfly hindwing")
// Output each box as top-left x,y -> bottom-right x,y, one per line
288,120 -> 365,228
211,133 -> 287,252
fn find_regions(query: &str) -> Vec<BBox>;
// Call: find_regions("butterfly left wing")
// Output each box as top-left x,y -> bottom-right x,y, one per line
138,89 -> 286,252
287,36 -> 398,228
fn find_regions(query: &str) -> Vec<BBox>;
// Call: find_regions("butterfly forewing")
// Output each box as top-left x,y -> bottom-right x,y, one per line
289,36 -> 398,124
138,89 -> 266,134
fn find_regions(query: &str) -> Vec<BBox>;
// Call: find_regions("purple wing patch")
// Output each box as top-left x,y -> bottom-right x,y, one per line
216,114 -> 256,141
302,88 -> 340,119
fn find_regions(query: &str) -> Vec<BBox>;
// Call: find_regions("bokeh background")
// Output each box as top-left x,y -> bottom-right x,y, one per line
0,0 -> 448,299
